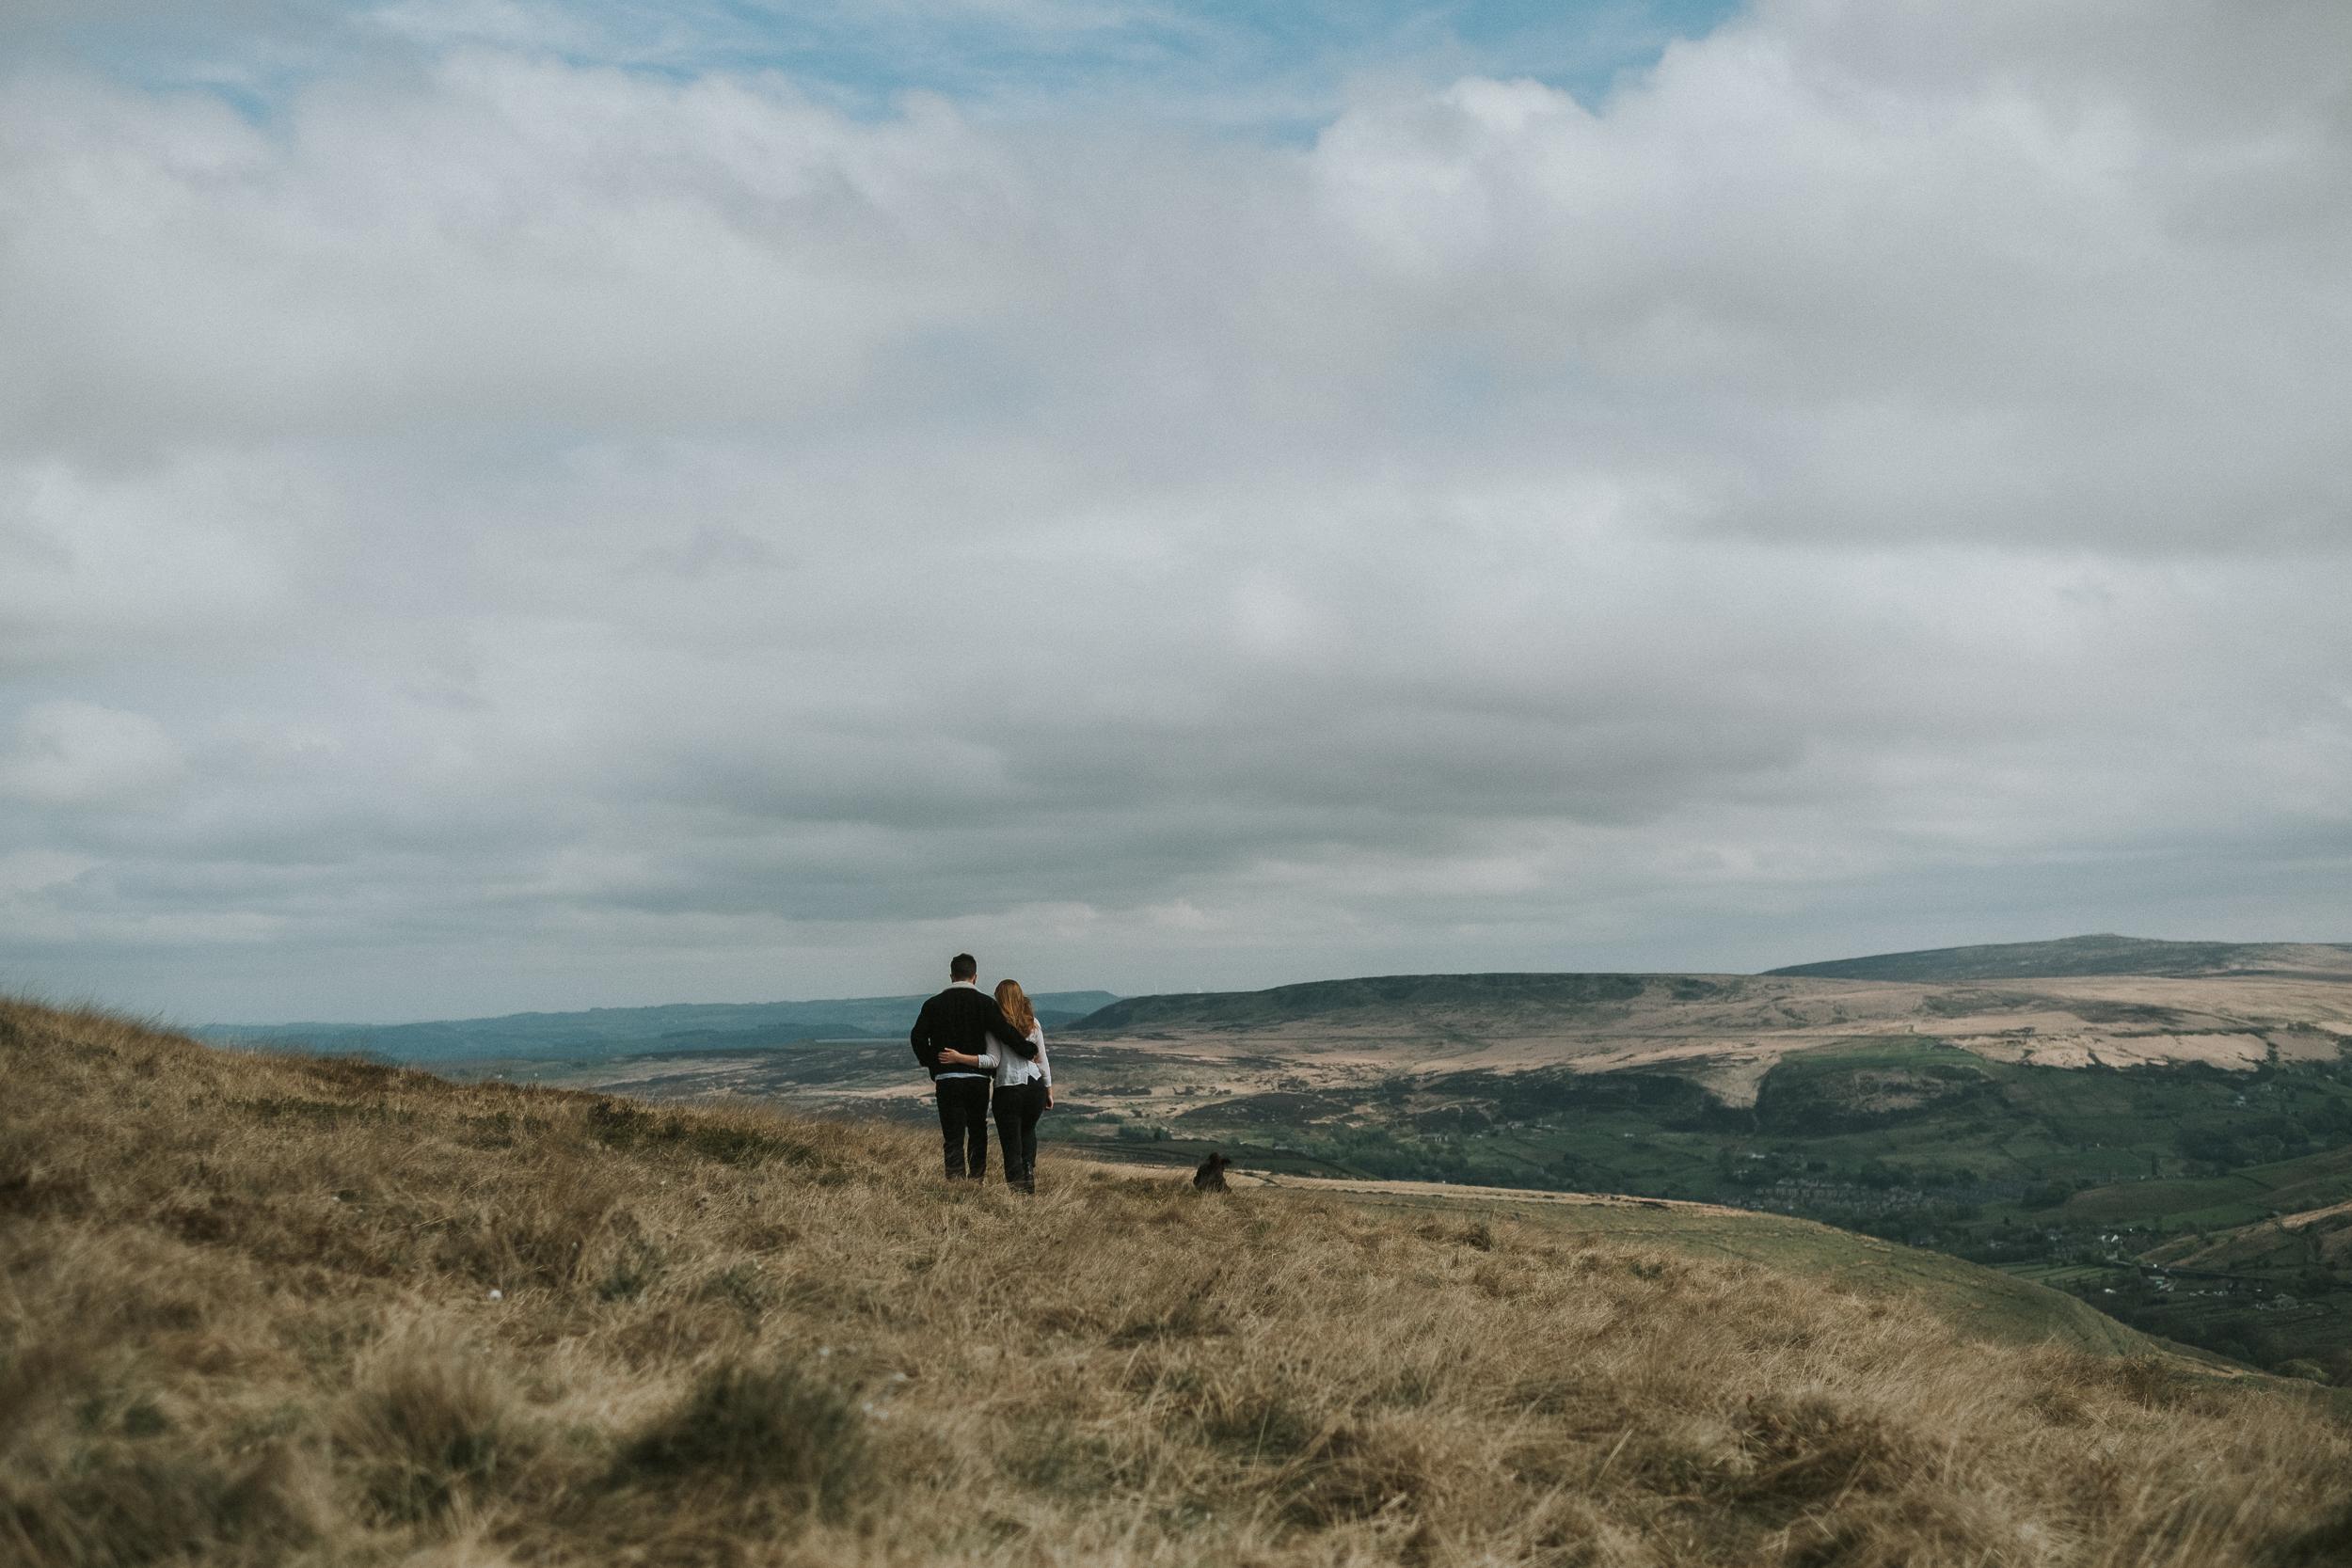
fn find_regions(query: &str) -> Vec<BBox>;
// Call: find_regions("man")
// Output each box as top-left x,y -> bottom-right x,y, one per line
908,953 -> 1039,1180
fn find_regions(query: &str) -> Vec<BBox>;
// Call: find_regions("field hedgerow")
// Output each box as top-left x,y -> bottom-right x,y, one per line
3,994 -> 2349,1567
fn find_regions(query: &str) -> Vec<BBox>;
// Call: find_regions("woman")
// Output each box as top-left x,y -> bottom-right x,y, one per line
935,979 -> 1052,1193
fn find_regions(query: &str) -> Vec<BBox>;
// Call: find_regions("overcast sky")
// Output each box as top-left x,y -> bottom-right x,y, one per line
3,0 -> 2348,1024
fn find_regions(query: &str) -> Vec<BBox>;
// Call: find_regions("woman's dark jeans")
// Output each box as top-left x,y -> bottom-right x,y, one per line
993,1080 -> 1049,1192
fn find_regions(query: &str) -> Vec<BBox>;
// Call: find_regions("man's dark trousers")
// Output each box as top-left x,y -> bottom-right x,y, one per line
993,1080 -> 1047,1193
937,1077 -> 992,1180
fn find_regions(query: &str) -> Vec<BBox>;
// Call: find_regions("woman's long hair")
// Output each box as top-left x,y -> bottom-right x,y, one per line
994,979 -> 1037,1035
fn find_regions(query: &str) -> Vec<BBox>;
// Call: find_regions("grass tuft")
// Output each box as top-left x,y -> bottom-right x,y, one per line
610,1358 -> 874,1523
336,1337 -> 515,1523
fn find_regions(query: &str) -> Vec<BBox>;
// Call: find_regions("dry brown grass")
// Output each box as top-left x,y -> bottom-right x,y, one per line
4,996 -> 2349,1568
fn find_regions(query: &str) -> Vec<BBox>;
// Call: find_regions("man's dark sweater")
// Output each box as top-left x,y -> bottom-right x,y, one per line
909,983 -> 1040,1079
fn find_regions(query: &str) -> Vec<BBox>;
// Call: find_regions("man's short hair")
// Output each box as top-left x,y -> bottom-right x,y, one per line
950,953 -> 977,980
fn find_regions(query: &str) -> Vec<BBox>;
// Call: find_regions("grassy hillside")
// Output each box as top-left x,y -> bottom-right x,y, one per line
7,999 -> 2352,1566
380,974 -> 2352,1367
1263,1181 -> 2217,1362
440,984 -> 2352,1370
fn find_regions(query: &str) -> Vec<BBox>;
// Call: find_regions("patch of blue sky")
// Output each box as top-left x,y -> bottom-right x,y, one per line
36,0 -> 1745,135
11,3 -> 338,127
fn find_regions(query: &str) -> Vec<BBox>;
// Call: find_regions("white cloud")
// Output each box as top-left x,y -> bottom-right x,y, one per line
366,0 -> 611,55
0,0 -> 2348,1022
2,702 -> 185,806
0,847 -> 99,893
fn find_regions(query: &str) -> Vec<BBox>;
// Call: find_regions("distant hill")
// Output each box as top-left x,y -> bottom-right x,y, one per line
1064,937 -> 2352,1037
1063,971 -> 1733,1035
1766,934 -> 2352,984
197,990 -> 1122,1063
193,935 -> 2352,1061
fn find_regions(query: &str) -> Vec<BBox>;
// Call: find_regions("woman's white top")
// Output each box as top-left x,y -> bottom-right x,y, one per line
975,1024 -> 1049,1088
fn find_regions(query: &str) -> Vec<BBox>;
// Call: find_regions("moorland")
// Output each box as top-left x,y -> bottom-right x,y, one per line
7,994 -> 2352,1567
353,936 -> 2352,1377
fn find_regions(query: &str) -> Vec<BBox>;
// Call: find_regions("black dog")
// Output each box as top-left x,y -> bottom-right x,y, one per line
1192,1151 -> 1232,1193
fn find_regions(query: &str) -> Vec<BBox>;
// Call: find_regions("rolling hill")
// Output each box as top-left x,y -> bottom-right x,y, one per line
5,993 -> 2345,1568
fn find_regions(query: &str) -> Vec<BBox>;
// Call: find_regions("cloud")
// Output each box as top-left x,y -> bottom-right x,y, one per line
0,0 -> 2347,1021
1,703 -> 184,806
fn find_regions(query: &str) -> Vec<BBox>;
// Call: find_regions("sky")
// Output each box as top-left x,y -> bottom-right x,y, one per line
2,0 -> 2349,1024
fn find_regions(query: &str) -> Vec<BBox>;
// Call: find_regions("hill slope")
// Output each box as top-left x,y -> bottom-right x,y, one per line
478,959 -> 2352,1369
5,996 -> 2349,1567
1265,1179 -> 2197,1360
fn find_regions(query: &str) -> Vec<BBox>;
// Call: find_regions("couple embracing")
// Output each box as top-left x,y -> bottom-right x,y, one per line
908,953 -> 1054,1192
